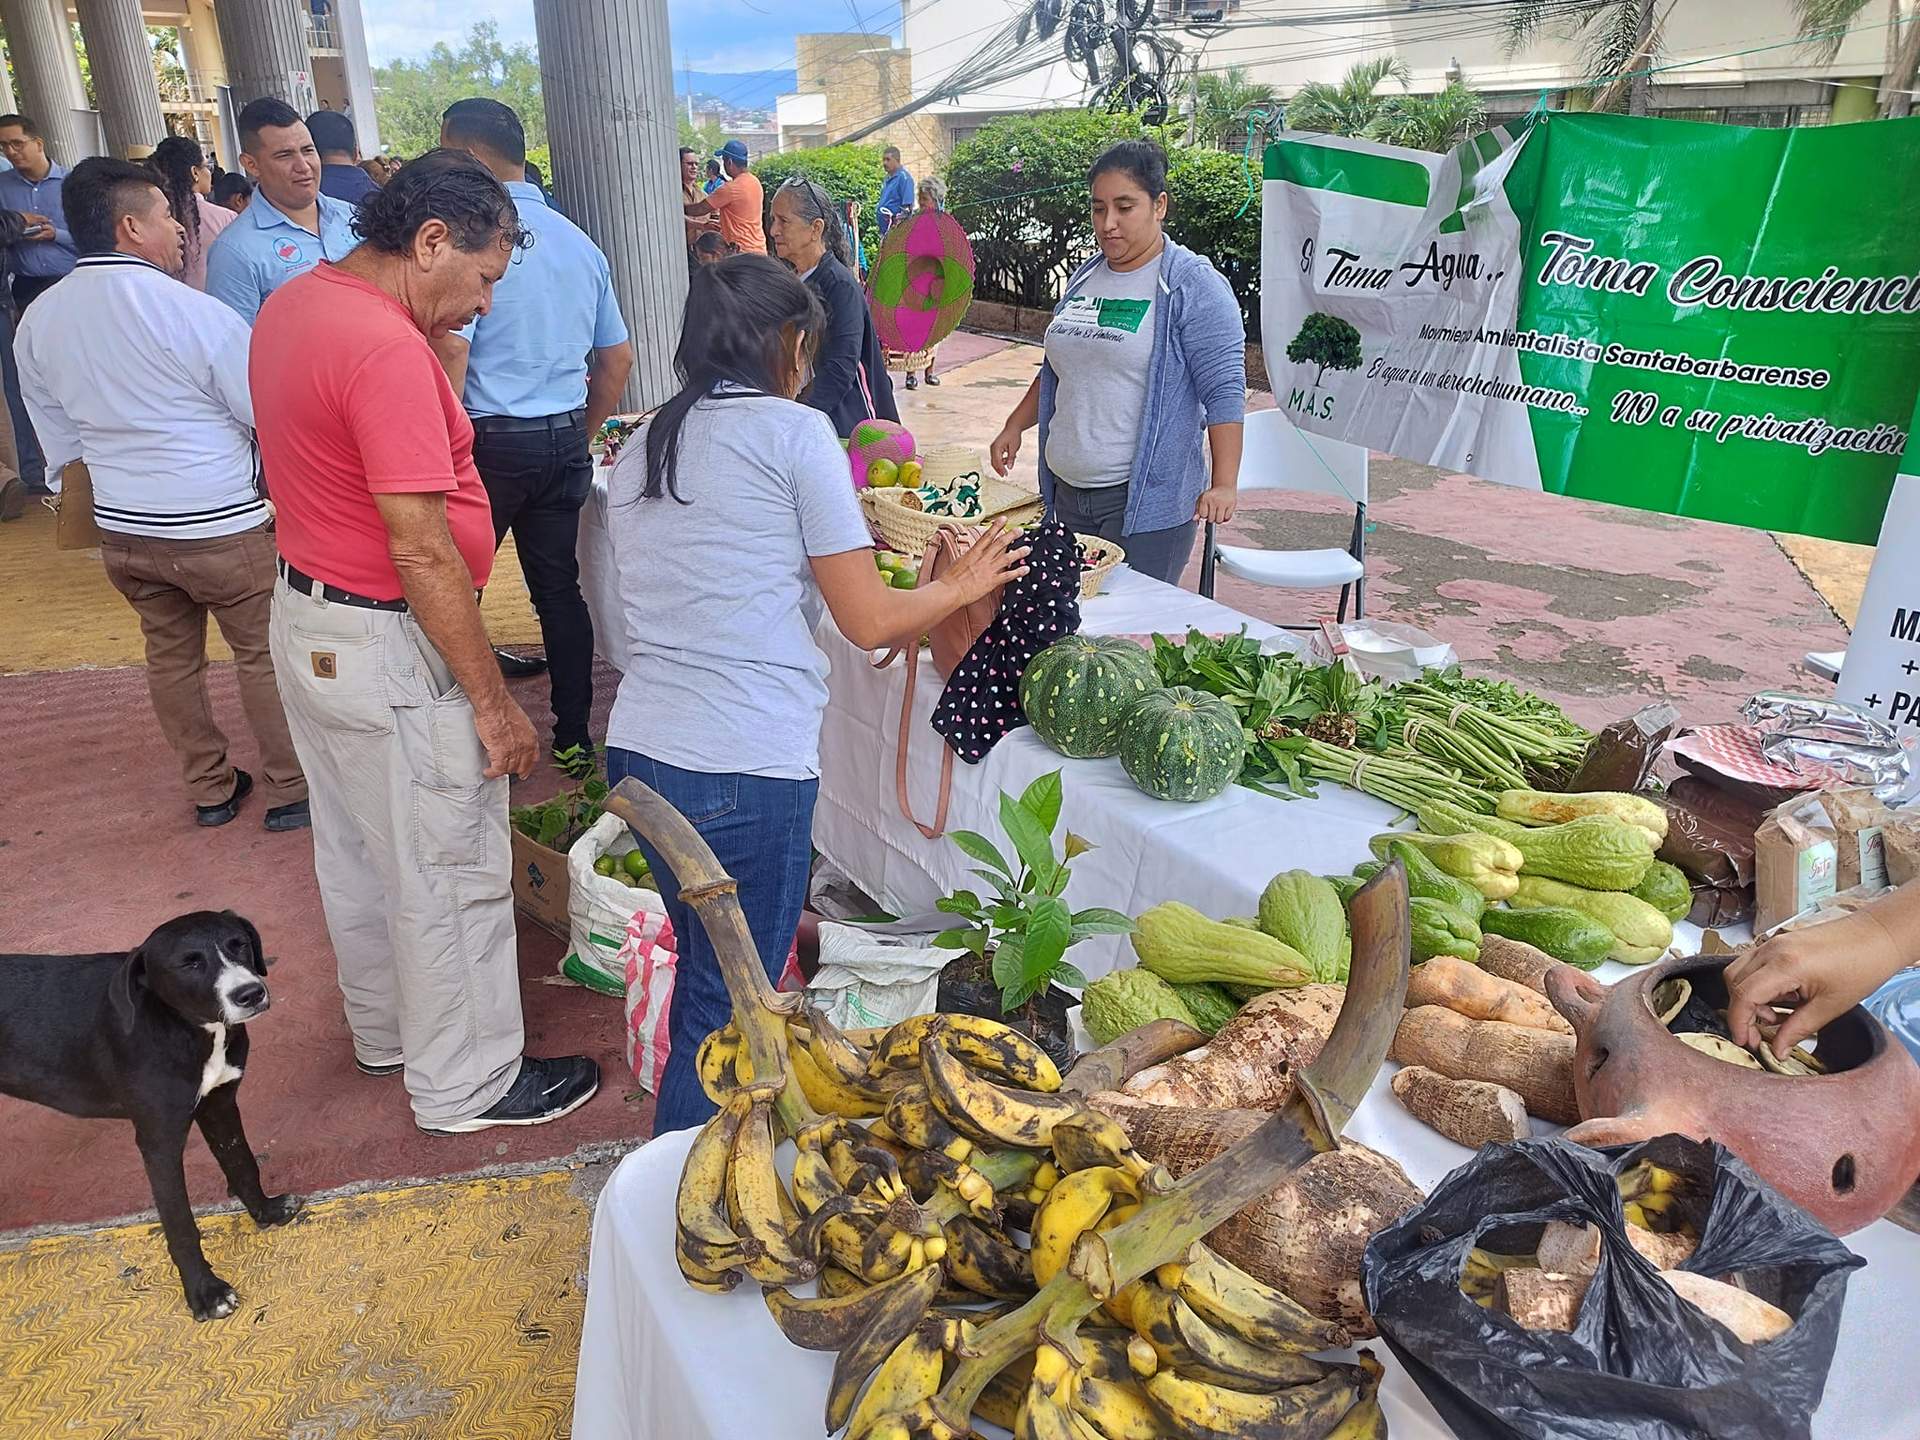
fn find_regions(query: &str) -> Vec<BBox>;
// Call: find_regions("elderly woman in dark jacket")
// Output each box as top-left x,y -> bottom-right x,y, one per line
768,177 -> 897,438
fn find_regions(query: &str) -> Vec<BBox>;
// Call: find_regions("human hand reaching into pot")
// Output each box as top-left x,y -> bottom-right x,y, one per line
1725,883 -> 1920,1057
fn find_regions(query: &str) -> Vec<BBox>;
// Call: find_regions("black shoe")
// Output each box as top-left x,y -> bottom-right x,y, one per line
494,646 -> 547,678
196,770 -> 253,827
418,1056 -> 600,1134
355,1056 -> 404,1078
553,740 -> 597,779
924,371 -> 940,386
0,477 -> 24,522
265,799 -> 311,831
904,373 -> 918,390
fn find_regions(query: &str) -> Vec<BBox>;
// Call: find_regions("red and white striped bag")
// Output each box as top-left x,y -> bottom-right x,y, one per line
620,906 -> 806,1094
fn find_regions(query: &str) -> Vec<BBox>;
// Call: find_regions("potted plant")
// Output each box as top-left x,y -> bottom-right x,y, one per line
930,769 -> 1134,1065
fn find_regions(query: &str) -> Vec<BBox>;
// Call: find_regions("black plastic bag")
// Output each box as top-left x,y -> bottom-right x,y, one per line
1361,1134 -> 1863,1440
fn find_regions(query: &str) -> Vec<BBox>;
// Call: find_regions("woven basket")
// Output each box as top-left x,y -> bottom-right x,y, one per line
916,444 -> 987,488
863,473 -> 1044,555
1075,534 -> 1124,600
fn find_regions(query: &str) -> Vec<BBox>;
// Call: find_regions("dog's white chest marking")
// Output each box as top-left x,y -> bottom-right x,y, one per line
199,1023 -> 242,1100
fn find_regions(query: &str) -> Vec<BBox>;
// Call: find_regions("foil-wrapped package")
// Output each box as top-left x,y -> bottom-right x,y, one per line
1739,693 -> 1913,799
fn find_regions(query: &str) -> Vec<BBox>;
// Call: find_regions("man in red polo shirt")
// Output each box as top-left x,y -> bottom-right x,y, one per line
253,150 -> 599,1134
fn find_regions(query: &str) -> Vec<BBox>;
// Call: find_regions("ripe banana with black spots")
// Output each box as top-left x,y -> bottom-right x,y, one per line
674,1238 -> 740,1295
674,1086 -> 755,1271
942,1216 -> 1035,1299
922,1034 -> 1085,1151
1129,1282 -> 1329,1391
1030,1165 -> 1139,1287
1016,1341 -> 1084,1440
870,1013 -> 1062,1091
764,1261 -> 942,1351
728,1090 -> 815,1286
902,1147 -> 997,1219
1141,1364 -> 1366,1440
972,1355 -> 1033,1432
789,1033 -> 887,1119
825,1261 -> 944,1433
1049,1111 -> 1152,1181
696,1024 -> 751,1104
1325,1353 -> 1387,1440
818,1265 -> 868,1299
846,1314 -> 954,1439
1166,1242 -> 1353,1353
886,1082 -> 977,1162
1070,1372 -> 1161,1440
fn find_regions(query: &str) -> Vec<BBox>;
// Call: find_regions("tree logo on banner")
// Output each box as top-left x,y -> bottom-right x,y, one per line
1287,313 -> 1364,388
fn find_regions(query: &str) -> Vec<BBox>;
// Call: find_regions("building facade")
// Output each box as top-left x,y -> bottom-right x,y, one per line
777,30 -> 943,175
1,0 -> 379,167
898,0 -> 1900,157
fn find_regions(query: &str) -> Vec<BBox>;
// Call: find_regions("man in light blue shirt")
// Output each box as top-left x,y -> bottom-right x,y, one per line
877,145 -> 915,238
205,97 -> 359,325
0,115 -> 79,310
437,98 -> 634,769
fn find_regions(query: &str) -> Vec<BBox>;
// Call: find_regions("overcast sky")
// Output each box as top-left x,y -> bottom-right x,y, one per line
365,0 -> 895,73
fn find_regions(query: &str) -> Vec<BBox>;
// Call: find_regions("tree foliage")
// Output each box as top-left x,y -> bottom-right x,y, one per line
1502,0 -> 1657,115
751,143 -> 889,266
1368,82 -> 1489,152
372,21 -> 544,159
1191,66 -> 1277,148
1790,0 -> 1918,118
1286,313 -> 1363,385
1283,57 -> 1410,139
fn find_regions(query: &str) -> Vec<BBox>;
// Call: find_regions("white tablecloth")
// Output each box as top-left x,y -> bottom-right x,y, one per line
572,514 -> 1919,1438
573,1117 -> 1920,1440
810,566 -> 1418,978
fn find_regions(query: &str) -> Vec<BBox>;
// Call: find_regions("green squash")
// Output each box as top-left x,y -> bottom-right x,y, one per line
1630,859 -> 1694,923
1116,685 -> 1245,803
1169,981 -> 1242,1036
1257,871 -> 1350,984
1019,635 -> 1159,759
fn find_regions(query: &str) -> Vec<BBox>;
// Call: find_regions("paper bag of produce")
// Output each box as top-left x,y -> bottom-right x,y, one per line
1817,787 -> 1893,891
1361,1134 -> 1862,1440
1754,795 -> 1840,934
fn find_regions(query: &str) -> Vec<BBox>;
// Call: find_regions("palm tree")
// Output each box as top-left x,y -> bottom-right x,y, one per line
1791,0 -> 1920,117
1365,83 -> 1490,152
1283,57 -> 1411,139
1190,66 -> 1278,147
1503,0 -> 1661,116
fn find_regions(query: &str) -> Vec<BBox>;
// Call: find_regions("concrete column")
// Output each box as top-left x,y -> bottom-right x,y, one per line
0,0 -> 85,162
534,0 -> 685,409
74,0 -> 164,156
214,0 -> 314,112
331,0 -> 378,153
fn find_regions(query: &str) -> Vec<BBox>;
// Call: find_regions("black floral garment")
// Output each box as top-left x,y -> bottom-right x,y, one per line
932,518 -> 1083,763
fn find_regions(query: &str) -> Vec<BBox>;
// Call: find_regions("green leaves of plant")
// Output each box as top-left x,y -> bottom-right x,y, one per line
1018,769 -> 1063,835
998,789 -> 1056,880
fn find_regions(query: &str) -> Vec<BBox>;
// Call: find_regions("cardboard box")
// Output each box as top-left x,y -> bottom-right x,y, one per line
511,828 -> 572,939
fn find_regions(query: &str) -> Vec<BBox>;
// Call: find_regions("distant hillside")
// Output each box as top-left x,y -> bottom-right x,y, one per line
678,69 -> 797,111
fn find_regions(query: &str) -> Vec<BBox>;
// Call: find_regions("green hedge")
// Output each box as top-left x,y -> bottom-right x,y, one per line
751,144 -> 887,265
946,110 -> 1265,342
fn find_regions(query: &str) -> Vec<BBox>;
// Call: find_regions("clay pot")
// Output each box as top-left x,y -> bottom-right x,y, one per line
1547,953 -> 1920,1235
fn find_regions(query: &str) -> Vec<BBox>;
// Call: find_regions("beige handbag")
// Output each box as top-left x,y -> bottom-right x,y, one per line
875,526 -> 1003,839
54,461 -> 101,550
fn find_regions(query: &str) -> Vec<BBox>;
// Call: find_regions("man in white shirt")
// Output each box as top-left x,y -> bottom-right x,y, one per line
16,158 -> 308,830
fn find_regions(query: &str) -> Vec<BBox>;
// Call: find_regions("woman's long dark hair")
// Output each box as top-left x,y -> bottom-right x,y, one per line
642,253 -> 825,503
148,135 -> 205,251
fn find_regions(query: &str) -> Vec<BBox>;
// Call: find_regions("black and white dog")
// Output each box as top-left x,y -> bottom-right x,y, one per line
0,910 -> 302,1319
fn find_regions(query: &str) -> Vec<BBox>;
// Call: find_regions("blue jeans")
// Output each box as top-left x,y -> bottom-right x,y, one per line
0,300 -> 44,486
606,748 -> 817,1133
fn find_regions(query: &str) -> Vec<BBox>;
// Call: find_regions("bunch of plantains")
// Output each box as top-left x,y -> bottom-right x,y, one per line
606,777 -> 1412,1440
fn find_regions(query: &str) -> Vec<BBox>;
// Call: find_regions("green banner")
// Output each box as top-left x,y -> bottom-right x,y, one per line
1261,113 -> 1920,542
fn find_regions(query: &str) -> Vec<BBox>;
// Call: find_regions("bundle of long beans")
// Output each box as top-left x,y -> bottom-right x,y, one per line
1294,738 -> 1498,814
1397,684 -> 1590,785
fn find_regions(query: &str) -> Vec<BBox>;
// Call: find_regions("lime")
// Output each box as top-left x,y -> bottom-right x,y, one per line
891,569 -> 918,589
623,849 -> 651,879
594,854 -> 617,877
867,458 -> 900,488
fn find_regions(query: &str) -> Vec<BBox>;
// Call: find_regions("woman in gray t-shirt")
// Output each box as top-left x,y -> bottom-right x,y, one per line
989,140 -> 1247,585
604,254 -> 1027,1132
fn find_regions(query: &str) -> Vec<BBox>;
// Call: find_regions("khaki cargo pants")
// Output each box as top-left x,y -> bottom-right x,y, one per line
269,578 -> 524,1128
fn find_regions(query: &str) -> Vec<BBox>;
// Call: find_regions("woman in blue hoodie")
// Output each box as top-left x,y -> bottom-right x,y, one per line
989,140 -> 1245,585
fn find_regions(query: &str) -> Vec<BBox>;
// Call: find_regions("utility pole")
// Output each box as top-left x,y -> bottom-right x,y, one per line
684,50 -> 694,122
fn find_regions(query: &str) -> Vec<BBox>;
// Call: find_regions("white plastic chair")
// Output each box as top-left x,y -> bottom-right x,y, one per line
1198,409 -> 1369,622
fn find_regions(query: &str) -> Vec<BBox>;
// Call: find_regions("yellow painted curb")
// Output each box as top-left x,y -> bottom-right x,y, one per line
0,1171 -> 591,1438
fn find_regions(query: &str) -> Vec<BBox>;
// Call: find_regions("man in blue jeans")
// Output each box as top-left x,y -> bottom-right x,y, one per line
435,98 -> 633,771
